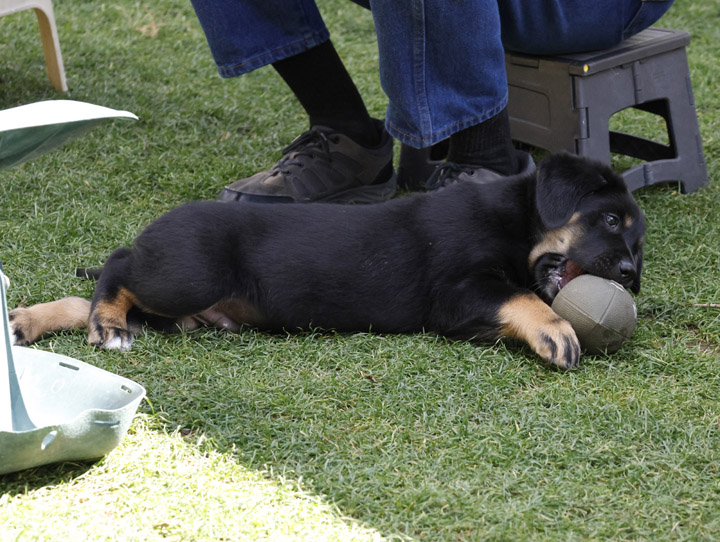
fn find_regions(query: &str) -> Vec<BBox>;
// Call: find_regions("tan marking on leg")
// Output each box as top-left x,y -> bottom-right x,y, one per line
498,292 -> 580,369
528,216 -> 582,270
9,297 -> 91,345
88,287 -> 138,349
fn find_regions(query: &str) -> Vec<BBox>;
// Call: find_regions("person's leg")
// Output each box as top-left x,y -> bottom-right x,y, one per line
191,0 -> 396,203
218,40 -> 397,204
445,108 -> 518,176
369,0 -> 508,150
272,41 -> 380,147
369,0 -> 524,183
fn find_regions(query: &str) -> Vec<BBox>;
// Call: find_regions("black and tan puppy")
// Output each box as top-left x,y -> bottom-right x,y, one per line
9,153 -> 644,369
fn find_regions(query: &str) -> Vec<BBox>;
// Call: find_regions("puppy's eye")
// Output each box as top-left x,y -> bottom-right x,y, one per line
604,213 -> 620,227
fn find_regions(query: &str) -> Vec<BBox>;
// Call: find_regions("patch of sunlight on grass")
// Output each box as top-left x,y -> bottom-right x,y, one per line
0,417 -> 391,541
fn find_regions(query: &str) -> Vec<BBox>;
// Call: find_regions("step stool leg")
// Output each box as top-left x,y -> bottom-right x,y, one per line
661,72 -> 707,193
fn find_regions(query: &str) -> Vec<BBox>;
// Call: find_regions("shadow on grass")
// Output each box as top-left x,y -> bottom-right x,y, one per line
1,461 -> 96,493
0,74 -> 60,110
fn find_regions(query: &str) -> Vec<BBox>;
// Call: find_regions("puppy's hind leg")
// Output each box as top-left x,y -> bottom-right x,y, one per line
9,297 -> 91,345
87,248 -> 138,351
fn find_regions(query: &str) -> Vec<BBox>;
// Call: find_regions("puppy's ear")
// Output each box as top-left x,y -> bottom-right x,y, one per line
535,153 -> 612,229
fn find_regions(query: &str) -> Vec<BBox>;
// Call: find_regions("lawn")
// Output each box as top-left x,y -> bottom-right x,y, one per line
1,1 -> 719,540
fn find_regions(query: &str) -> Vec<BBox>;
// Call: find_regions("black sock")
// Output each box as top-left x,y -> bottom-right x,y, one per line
272,41 -> 380,147
446,108 -> 519,175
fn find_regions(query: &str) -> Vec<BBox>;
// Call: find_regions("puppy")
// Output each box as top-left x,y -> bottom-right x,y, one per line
9,153 -> 645,369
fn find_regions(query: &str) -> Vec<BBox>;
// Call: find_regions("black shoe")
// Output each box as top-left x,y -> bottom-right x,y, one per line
425,151 -> 535,191
218,121 -> 396,204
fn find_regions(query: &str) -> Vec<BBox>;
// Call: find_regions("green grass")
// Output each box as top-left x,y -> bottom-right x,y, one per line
1,1 -> 719,540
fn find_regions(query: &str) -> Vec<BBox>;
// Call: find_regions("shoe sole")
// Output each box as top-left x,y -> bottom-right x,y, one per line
218,173 -> 398,204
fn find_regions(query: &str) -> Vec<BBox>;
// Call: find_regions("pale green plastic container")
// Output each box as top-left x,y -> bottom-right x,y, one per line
1,101 -> 143,475
0,265 -> 146,475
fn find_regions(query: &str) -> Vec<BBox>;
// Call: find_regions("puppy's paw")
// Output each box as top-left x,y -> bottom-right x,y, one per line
8,307 -> 39,346
529,317 -> 581,370
499,292 -> 581,370
87,292 -> 135,351
88,323 -> 134,351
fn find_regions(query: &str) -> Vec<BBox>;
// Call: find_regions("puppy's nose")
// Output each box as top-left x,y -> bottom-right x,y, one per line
618,258 -> 637,284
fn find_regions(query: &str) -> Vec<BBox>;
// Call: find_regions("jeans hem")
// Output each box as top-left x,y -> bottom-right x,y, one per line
386,94 -> 509,149
217,31 -> 331,78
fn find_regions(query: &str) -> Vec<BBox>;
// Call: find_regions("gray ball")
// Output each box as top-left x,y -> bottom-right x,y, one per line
551,274 -> 637,354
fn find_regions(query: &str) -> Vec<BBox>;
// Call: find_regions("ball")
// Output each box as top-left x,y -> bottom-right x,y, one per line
551,274 -> 637,354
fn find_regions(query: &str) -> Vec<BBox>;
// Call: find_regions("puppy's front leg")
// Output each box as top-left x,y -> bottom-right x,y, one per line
9,297 -> 91,345
498,292 -> 580,369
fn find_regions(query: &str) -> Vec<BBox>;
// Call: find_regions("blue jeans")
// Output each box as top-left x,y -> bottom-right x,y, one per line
190,0 -> 674,148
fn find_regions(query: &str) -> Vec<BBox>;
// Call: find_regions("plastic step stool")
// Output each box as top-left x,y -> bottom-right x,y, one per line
398,28 -> 708,194
505,27 -> 706,193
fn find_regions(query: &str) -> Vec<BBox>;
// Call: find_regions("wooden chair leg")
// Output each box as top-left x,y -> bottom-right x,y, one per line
33,2 -> 67,92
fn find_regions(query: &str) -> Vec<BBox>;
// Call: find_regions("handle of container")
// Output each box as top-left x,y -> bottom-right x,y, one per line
0,262 -> 35,431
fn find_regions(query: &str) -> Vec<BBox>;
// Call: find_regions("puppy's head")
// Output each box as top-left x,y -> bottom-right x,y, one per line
529,153 -> 645,303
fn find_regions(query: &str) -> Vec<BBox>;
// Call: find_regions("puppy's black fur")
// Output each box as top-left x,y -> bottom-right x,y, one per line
10,153 -> 645,369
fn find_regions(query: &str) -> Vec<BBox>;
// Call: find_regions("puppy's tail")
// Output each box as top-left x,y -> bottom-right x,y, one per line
76,267 -> 103,280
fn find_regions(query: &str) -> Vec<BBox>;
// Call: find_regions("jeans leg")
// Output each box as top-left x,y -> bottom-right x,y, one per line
369,0 -> 507,148
189,0 -> 330,77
